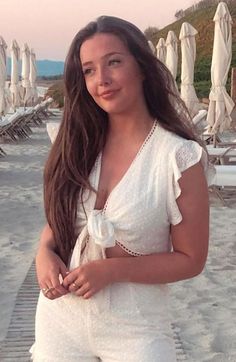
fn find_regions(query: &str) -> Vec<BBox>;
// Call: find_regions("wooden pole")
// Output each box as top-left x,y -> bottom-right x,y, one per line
231,67 -> 236,104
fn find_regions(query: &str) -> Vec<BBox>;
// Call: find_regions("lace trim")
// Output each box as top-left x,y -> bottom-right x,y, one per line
115,240 -> 142,257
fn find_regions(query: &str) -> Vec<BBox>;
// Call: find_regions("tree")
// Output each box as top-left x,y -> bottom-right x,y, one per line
175,9 -> 184,19
144,26 -> 159,41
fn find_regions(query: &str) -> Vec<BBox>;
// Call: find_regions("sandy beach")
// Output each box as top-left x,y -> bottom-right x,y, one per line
0,112 -> 236,361
0,111 -> 61,344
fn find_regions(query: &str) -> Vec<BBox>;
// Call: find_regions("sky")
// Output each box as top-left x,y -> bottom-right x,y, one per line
1,0 -> 196,61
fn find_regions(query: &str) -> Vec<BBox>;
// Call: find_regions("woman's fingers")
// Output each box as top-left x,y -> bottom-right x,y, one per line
62,271 -> 75,288
40,271 -> 68,299
74,283 -> 90,297
68,280 -> 93,298
41,285 -> 56,299
41,286 -> 63,300
36,248 -> 70,299
51,273 -> 68,295
59,263 -> 69,279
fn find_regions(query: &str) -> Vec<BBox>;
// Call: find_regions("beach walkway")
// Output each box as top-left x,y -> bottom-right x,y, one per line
0,260 -> 187,361
0,262 -> 38,361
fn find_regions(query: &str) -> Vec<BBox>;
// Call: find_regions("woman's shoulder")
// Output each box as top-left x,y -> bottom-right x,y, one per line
155,122 -> 211,177
156,122 -> 197,152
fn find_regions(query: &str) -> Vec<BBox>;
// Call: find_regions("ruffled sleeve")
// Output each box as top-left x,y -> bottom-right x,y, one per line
167,140 -> 213,225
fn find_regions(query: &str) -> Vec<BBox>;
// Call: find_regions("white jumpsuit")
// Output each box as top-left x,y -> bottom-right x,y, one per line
31,121 -> 211,361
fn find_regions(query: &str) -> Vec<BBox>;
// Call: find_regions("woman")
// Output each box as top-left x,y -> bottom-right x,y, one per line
32,16 -> 210,361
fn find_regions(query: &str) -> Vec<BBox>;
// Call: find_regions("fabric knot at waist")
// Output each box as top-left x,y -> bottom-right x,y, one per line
87,210 -> 116,248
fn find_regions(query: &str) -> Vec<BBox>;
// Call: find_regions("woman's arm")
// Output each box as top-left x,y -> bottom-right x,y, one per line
36,223 -> 69,298
63,162 -> 209,299
37,223 -> 57,251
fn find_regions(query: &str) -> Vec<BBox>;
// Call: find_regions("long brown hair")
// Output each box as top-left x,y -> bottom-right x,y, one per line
44,16 -> 202,264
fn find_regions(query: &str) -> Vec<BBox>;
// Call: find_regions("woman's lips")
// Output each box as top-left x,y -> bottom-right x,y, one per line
99,89 -> 119,99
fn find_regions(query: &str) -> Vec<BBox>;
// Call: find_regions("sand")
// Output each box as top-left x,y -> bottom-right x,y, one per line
170,200 -> 236,361
0,111 -> 61,344
0,112 -> 236,361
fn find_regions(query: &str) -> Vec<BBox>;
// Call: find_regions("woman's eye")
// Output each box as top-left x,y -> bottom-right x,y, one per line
108,59 -> 121,66
83,68 -> 94,76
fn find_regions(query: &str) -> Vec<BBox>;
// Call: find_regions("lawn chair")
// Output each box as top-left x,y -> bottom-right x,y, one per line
207,145 -> 236,164
0,111 -> 32,141
192,109 -> 207,126
0,146 -> 6,157
30,100 -> 54,125
209,164 -> 236,206
0,113 -> 22,141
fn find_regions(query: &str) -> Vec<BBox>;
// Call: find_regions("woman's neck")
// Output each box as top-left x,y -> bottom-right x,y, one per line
107,109 -> 155,142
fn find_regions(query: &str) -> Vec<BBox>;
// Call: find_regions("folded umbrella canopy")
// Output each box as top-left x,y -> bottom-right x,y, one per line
179,22 -> 200,117
206,2 -> 234,134
0,36 -> 10,115
21,43 -> 32,106
148,40 -> 156,54
10,39 -> 21,109
29,48 -> 38,104
165,30 -> 178,80
156,38 -> 166,64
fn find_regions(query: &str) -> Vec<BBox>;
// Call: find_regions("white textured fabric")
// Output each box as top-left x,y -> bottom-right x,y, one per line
74,121 -> 210,260
87,210 -> 116,248
32,222 -> 176,361
32,121 -> 210,361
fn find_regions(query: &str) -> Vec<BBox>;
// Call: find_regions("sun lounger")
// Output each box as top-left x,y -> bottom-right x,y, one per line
213,165 -> 236,186
0,111 -> 33,141
0,146 -> 6,157
0,113 -> 23,141
210,164 -> 236,205
0,99 -> 56,143
192,109 -> 207,126
207,145 -> 236,164
215,139 -> 236,148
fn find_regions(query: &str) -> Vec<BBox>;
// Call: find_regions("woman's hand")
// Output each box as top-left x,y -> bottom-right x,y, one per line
36,247 -> 69,300
63,259 -> 113,299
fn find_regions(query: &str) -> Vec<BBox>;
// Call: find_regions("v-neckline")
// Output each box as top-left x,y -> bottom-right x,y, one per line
93,120 -> 158,213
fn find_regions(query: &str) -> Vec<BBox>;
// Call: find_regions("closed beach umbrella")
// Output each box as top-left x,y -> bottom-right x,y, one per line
21,43 -> 31,106
165,30 -> 178,80
10,39 -> 21,109
179,22 -> 200,117
206,2 -> 234,134
156,38 -> 166,64
0,36 -> 10,115
29,48 -> 38,104
148,40 -> 156,54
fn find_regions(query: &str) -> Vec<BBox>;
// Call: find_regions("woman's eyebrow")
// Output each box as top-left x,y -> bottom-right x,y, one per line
81,51 -> 126,67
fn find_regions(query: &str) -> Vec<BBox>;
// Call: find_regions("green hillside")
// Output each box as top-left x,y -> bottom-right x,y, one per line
151,3 -> 236,98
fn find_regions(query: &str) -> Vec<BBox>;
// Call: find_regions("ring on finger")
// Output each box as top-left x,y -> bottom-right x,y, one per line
42,287 -> 55,295
72,282 -> 79,289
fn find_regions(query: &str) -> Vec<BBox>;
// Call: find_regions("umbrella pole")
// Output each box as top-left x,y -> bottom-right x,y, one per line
213,134 -> 217,147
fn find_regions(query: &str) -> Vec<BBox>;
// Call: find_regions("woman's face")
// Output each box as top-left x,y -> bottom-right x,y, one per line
80,33 -> 145,116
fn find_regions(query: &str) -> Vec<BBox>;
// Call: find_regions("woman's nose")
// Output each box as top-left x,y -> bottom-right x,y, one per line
97,66 -> 112,86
